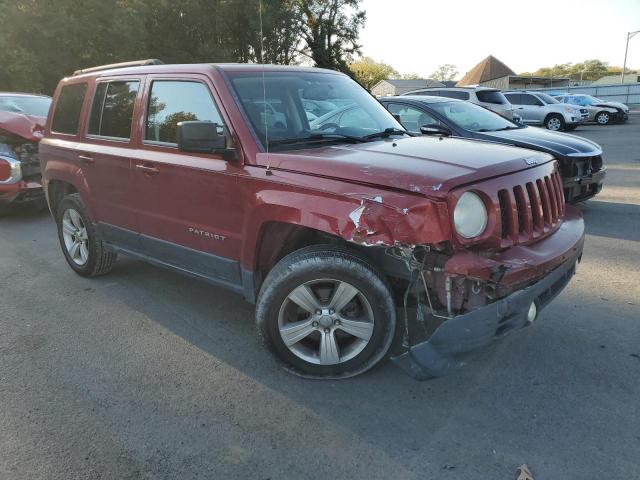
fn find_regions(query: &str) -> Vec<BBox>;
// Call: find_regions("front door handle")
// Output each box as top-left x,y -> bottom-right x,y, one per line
78,154 -> 94,164
135,164 -> 160,175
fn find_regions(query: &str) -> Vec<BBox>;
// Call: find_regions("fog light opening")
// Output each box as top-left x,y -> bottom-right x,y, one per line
527,302 -> 538,323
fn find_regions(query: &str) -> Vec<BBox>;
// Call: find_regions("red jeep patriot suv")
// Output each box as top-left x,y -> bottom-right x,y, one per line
40,60 -> 585,379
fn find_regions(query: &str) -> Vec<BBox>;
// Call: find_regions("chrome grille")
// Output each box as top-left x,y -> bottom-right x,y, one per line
498,170 -> 565,244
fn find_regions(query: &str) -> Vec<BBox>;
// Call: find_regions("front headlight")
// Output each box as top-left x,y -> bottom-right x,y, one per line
0,156 -> 22,184
453,191 -> 488,239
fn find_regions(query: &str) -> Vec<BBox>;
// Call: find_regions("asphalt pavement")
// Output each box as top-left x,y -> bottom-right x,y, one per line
1,119 -> 639,479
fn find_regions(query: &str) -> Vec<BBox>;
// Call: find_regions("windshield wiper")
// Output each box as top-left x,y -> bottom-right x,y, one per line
363,128 -> 413,140
269,133 -> 367,146
477,126 -> 519,132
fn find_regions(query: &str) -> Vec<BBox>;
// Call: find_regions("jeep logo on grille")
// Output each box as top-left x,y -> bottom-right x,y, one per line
525,158 -> 538,165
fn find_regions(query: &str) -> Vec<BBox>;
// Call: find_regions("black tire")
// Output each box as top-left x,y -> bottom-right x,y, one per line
544,113 -> 565,131
564,124 -> 578,131
256,245 -> 397,379
595,111 -> 611,125
56,193 -> 117,277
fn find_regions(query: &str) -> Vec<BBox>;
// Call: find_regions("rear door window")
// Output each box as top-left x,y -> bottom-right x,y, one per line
520,94 -> 543,106
504,93 -> 522,105
145,80 -> 224,145
51,83 -> 87,135
88,80 -> 140,139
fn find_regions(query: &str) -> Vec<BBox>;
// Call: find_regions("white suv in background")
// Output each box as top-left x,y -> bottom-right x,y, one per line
503,91 -> 587,131
401,87 -> 514,119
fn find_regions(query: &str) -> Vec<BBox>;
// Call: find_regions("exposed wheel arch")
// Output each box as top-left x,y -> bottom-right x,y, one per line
251,221 -> 410,304
254,222 -> 350,281
47,180 -> 79,216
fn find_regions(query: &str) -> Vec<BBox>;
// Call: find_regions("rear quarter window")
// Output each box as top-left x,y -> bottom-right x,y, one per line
476,90 -> 507,104
51,83 -> 87,135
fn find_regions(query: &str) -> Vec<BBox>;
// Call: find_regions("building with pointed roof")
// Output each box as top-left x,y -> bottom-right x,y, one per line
457,55 -> 516,86
458,55 -> 570,90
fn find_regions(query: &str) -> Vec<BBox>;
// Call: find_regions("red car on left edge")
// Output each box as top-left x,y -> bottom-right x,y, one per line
0,92 -> 51,213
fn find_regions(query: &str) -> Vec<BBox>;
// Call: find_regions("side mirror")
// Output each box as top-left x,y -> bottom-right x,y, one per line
177,121 -> 233,158
420,124 -> 451,136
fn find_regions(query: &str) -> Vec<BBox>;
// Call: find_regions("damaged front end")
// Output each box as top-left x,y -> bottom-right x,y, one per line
348,161 -> 586,380
558,154 -> 606,203
0,111 -> 45,206
388,212 -> 583,380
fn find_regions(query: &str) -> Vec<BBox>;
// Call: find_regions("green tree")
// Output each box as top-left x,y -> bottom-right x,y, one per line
295,0 -> 366,75
429,64 -> 458,82
349,57 -> 398,90
521,60 -> 613,82
0,0 -> 145,93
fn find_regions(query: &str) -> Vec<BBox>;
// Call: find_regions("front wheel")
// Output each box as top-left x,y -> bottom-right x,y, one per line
595,111 -> 611,125
56,193 -> 117,277
545,114 -> 565,131
256,246 -> 397,379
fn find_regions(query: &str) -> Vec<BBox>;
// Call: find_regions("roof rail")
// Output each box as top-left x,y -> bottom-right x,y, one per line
72,59 -> 164,76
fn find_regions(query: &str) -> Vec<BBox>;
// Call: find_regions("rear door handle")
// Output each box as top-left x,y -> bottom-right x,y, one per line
135,164 -> 160,175
78,154 -> 94,164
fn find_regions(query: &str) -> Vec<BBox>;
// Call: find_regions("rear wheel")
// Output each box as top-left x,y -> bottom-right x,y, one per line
545,114 -> 565,131
595,111 -> 611,125
256,245 -> 397,379
56,193 -> 117,277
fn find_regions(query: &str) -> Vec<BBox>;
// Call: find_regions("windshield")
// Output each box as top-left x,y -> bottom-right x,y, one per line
226,71 -> 404,150
581,95 -> 604,105
429,101 -> 521,132
536,93 -> 559,104
0,95 -> 51,117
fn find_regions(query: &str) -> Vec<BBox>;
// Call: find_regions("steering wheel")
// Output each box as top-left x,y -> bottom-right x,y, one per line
319,122 -> 340,131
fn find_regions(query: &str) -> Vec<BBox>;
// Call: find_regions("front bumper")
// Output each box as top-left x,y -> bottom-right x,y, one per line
392,208 -> 585,380
563,167 -> 606,203
0,180 -> 44,205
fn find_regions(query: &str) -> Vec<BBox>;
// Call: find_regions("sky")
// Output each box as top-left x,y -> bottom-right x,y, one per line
358,0 -> 640,78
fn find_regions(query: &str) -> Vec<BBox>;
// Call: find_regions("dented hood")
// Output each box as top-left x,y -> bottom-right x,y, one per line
257,136 -> 553,196
0,111 -> 46,142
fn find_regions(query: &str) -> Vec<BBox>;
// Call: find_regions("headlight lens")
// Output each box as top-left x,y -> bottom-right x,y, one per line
453,192 -> 488,239
0,156 -> 22,184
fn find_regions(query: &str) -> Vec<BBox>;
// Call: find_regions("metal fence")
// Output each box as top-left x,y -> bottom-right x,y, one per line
510,82 -> 640,106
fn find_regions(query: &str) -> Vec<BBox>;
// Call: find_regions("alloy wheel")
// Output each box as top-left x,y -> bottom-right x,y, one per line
597,112 -> 610,125
547,117 -> 562,131
277,279 -> 375,365
61,208 -> 89,266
